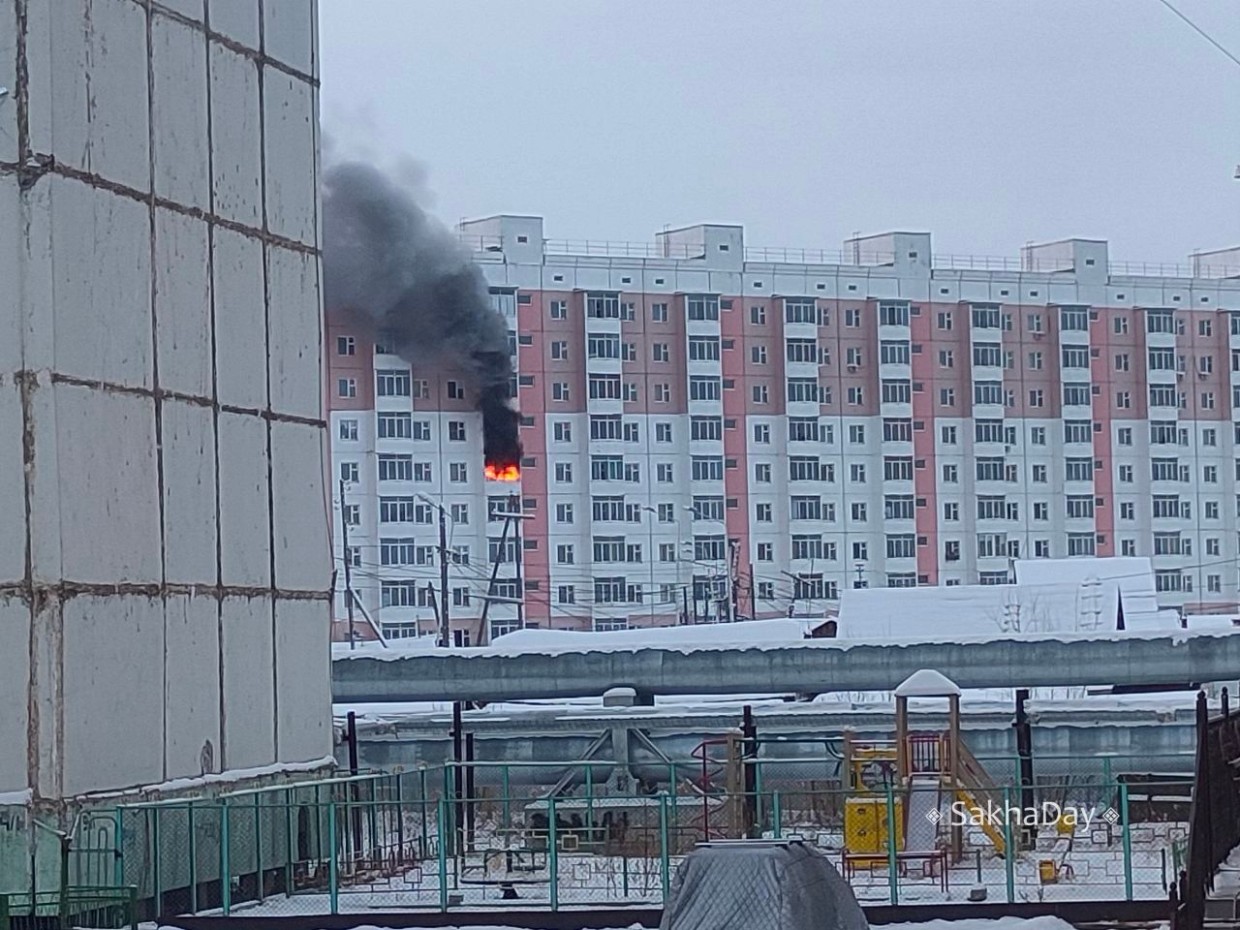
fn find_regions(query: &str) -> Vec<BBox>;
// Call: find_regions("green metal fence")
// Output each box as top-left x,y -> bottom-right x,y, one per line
0,886 -> 136,930
71,763 -> 1190,918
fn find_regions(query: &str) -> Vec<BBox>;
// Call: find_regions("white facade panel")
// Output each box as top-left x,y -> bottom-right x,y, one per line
51,180 -> 153,388
274,599 -> 331,762
0,600 -> 30,794
55,385 -> 161,584
154,208 -> 213,397
263,71 -> 317,245
217,411 -> 271,588
161,400 -> 218,585
163,594 -> 221,781
208,44 -> 262,226
267,246 -> 321,417
151,13 -> 210,210
220,597 -> 275,771
46,0 -> 150,192
0,178 -> 17,374
62,596 -> 164,796
271,420 -> 331,592
263,0 -> 316,75
207,0 -> 259,49
212,227 -> 268,408
0,384 -> 23,585
0,0 -> 14,164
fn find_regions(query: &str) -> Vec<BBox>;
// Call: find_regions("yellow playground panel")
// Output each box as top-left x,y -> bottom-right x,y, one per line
844,796 -> 905,860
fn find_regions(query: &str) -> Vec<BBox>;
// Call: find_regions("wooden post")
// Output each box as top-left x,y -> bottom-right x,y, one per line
894,697 -> 908,782
949,693 -> 962,862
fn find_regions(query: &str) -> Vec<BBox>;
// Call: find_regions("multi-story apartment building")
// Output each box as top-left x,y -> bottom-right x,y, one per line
327,216 -> 1240,642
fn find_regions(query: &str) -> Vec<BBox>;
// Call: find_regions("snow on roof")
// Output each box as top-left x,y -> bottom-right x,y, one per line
331,619 -> 832,662
1185,614 -> 1240,631
489,617 -> 825,651
1014,557 -> 1166,630
895,668 -> 961,697
836,566 -> 1178,641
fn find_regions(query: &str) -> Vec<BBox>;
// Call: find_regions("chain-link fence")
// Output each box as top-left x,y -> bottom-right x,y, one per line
29,758 -> 1192,920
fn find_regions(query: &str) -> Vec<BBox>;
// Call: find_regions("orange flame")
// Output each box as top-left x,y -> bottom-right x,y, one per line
485,462 -> 521,482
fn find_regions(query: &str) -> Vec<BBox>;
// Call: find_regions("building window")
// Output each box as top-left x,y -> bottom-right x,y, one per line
377,370 -> 411,397
337,335 -> 355,356
339,461 -> 359,484
337,378 -> 357,398
449,462 -> 468,483
339,419 -> 358,441
378,454 -> 413,482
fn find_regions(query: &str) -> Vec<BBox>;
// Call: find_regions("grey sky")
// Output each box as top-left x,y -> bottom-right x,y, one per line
319,1 -> 1240,264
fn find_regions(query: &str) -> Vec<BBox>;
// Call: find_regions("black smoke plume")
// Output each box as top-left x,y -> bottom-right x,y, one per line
321,161 -> 522,472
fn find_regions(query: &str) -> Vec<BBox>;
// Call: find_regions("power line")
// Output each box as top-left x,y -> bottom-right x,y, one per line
1156,0 -> 1240,71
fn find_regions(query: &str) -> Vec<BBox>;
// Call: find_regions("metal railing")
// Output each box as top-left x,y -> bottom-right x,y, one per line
0,886 -> 137,930
458,232 -> 1240,280
1171,690 -> 1240,930
64,762 -> 1189,919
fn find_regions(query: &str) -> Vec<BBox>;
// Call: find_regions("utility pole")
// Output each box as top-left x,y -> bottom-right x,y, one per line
417,494 -> 453,648
510,493 -> 525,631
438,503 -> 450,648
339,479 -> 356,650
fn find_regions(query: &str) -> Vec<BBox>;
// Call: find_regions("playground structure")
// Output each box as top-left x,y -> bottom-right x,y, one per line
841,670 -> 1006,876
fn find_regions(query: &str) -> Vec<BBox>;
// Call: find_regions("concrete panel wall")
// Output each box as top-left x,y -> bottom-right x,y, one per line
1,0 -> 331,811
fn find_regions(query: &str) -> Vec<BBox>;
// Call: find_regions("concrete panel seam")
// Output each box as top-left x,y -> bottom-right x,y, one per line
0,582 -> 329,599
8,158 -> 320,255
17,364 -> 38,796
44,372 -> 326,427
258,0 -> 281,760
203,0 -> 226,772
144,0 -> 171,783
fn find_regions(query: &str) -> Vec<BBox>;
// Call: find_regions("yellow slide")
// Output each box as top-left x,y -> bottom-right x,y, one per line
953,786 -> 1007,857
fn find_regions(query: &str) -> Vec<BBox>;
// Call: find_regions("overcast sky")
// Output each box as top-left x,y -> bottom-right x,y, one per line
319,1 -> 1240,264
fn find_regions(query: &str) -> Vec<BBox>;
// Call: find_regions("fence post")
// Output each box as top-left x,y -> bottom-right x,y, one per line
772,791 -> 782,839
420,770 -> 430,859
188,802 -> 197,914
549,796 -> 559,911
113,808 -> 125,889
1002,786 -> 1015,904
254,792 -> 264,904
395,775 -> 405,866
220,801 -> 231,917
327,799 -> 338,916
437,798 -> 448,912
884,780 -> 899,906
284,789 -> 293,899
1121,782 -> 1134,901
151,809 -> 161,917
658,793 -> 670,903
501,765 -> 511,832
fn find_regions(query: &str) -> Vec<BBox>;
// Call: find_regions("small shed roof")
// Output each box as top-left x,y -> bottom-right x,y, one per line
895,668 -> 961,697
